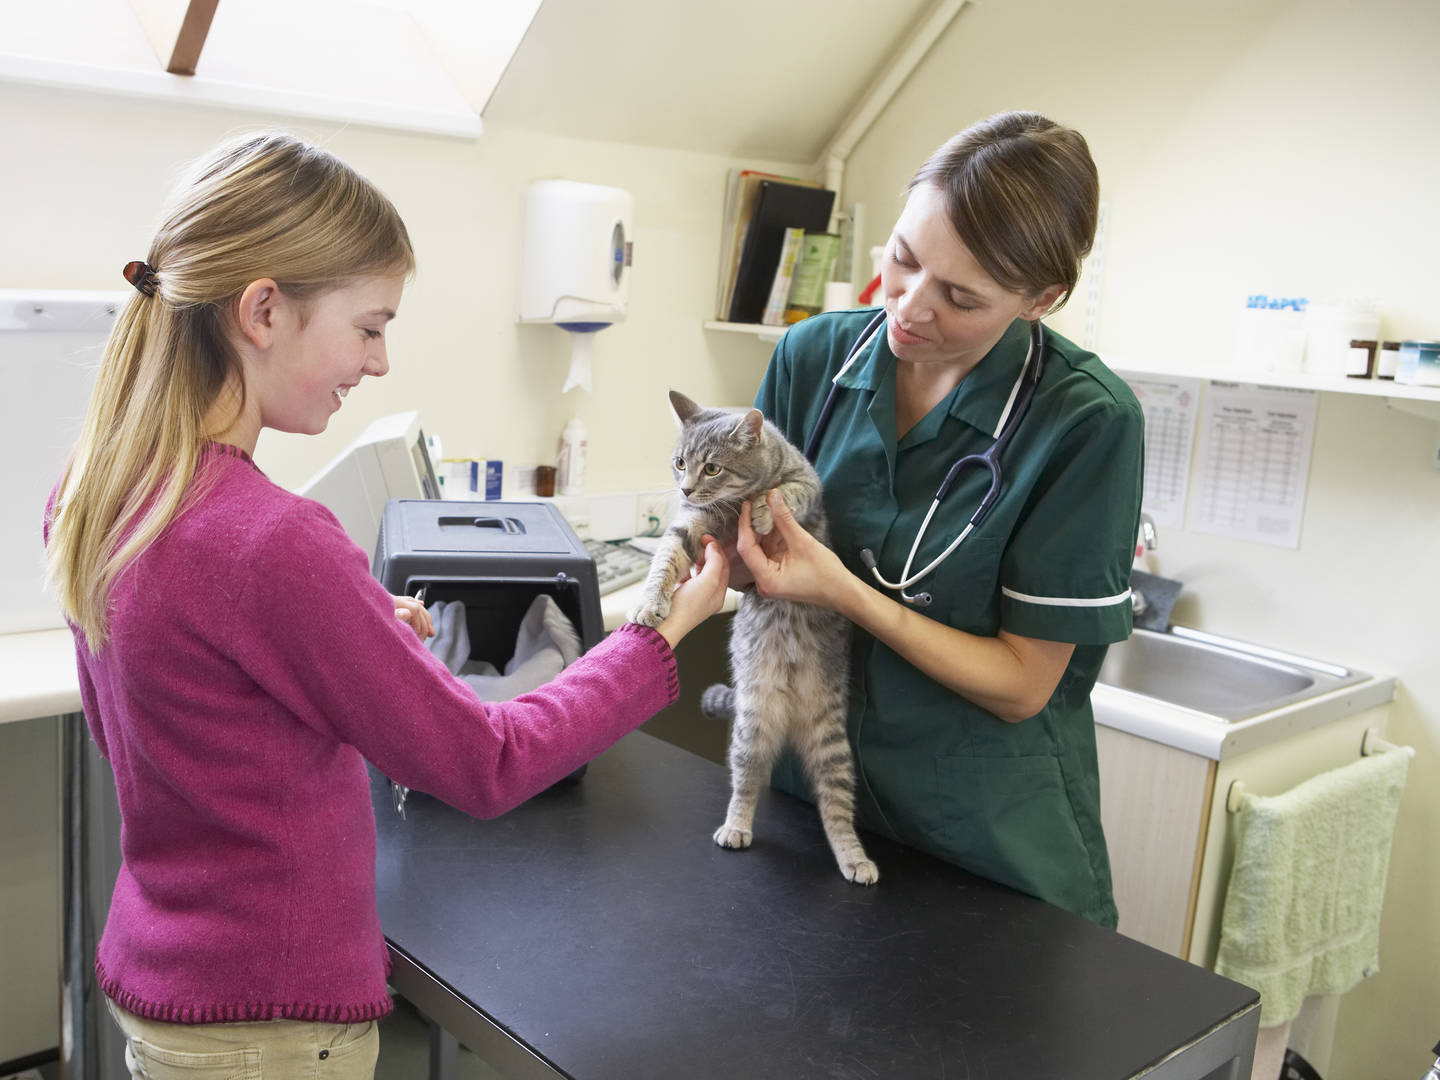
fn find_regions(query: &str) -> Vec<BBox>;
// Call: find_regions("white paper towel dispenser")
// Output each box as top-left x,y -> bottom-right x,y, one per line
518,180 -> 634,392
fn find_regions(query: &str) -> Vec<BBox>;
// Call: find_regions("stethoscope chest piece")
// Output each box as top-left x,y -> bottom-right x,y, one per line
859,548 -> 931,607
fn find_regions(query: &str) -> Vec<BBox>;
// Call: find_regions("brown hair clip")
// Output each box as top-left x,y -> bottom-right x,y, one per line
122,260 -> 159,297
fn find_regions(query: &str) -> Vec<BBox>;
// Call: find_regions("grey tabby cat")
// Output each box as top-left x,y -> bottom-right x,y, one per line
628,390 -> 878,885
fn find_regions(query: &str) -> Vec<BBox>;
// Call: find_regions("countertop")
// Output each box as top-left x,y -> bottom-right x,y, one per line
372,731 -> 1260,1080
0,627 -> 80,725
0,581 -> 737,727
1091,674 -> 1397,761
1,614 -> 1393,760
599,580 -> 740,633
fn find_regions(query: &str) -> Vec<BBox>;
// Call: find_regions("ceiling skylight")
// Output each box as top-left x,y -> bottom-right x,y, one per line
0,0 -> 541,138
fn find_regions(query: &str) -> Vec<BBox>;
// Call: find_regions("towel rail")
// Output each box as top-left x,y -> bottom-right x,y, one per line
1361,727 -> 1415,759
1225,728 -> 1414,813
1226,781 -> 1248,813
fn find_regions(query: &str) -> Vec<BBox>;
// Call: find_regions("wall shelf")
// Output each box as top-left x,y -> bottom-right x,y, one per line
1115,361 -> 1440,467
701,340 -> 1440,411
703,320 -> 785,344
1113,363 -> 1440,421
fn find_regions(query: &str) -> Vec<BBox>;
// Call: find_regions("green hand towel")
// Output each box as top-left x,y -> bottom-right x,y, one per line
1214,749 -> 1409,1025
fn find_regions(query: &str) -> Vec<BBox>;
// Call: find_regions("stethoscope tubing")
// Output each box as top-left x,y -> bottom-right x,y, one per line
802,308 -> 887,463
806,312 -> 1045,606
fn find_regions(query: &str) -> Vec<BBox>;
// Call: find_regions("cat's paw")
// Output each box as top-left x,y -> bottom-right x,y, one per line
749,501 -> 774,536
626,593 -> 671,628
713,824 -> 753,850
842,858 -> 879,886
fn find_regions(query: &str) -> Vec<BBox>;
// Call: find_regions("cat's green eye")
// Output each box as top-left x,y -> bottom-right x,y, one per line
702,463 -> 721,477
673,457 -> 685,472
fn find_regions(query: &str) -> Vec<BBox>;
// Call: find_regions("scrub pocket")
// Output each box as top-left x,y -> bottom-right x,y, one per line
933,753 -> 1098,916
932,535 -> 1004,635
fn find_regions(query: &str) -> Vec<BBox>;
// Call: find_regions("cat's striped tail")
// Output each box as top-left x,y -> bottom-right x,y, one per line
700,683 -> 736,720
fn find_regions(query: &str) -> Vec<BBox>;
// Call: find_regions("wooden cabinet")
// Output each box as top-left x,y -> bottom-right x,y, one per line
1096,705 -> 1390,966
0,716 -> 61,1063
1095,723 -> 1215,958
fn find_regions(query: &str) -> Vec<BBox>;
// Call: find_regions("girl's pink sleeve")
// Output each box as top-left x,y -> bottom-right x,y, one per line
229,501 -> 679,819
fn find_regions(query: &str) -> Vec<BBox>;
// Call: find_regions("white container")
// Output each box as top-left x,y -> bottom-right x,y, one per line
1302,300 -> 1379,377
439,459 -> 477,500
869,245 -> 886,281
556,417 -> 588,497
519,180 -> 633,327
1394,340 -> 1440,387
1234,305 -> 1306,374
823,280 -> 856,312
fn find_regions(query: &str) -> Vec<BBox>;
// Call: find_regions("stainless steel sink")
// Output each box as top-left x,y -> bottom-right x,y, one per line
1096,626 -> 1369,722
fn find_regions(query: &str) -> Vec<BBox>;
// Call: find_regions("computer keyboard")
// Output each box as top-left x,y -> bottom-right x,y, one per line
584,537 -> 653,596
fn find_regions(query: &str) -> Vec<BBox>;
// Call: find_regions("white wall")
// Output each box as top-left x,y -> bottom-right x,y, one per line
6,1 -> 1437,1072
0,81 -> 785,503
841,0 -> 1439,1076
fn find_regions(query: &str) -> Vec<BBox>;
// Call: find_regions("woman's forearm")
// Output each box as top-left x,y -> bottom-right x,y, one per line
736,492 -> 1072,721
833,571 -> 1071,722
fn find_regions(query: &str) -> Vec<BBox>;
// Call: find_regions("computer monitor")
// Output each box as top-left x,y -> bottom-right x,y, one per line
298,411 -> 440,555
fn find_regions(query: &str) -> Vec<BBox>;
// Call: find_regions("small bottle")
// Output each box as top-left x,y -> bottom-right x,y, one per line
1347,339 -> 1377,378
1377,341 -> 1401,379
556,417 -> 588,497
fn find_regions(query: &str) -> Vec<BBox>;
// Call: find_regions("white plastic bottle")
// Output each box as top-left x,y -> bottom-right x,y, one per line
556,417 -> 587,497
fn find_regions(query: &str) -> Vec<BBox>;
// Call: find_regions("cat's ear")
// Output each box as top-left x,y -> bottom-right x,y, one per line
729,408 -> 764,444
669,390 -> 702,426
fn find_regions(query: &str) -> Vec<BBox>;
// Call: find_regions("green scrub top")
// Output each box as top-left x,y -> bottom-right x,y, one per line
756,307 -> 1144,928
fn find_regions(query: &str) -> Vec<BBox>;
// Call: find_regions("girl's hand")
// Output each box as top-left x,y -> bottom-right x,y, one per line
736,489 -> 853,612
693,530 -> 782,592
655,540 -> 731,649
393,594 -> 434,640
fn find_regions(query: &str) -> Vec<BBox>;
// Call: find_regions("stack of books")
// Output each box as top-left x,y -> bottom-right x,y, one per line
715,169 -> 839,326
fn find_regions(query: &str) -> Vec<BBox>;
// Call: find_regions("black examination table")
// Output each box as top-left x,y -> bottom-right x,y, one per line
372,732 -> 1259,1080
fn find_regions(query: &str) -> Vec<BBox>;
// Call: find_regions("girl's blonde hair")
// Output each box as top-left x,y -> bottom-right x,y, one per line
46,131 -> 415,649
909,111 -> 1099,312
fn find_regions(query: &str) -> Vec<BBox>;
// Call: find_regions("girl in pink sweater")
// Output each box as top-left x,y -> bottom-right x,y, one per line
44,132 -> 727,1077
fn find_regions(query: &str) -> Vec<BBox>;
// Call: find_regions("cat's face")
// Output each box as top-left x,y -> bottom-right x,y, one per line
668,390 -> 767,508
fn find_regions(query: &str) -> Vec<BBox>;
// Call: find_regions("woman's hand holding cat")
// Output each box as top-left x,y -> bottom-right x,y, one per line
654,540 -> 731,650
695,529 -> 780,591
737,490 -> 853,612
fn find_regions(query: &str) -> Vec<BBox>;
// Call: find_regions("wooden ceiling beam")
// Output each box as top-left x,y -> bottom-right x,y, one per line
166,0 -> 220,76
129,0 -> 221,77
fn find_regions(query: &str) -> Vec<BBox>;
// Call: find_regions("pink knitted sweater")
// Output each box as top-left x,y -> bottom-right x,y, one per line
56,443 -> 678,1023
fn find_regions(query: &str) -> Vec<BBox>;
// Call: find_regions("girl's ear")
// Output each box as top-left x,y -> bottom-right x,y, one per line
234,278 -> 282,349
669,390 -> 702,426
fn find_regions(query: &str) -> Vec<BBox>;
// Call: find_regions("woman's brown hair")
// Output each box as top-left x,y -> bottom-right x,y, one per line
909,111 -> 1099,311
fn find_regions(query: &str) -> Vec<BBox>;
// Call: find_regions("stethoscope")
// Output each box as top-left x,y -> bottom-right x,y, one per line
804,310 -> 1046,608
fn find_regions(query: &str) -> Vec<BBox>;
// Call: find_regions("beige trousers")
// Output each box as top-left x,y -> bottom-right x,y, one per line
106,998 -> 379,1080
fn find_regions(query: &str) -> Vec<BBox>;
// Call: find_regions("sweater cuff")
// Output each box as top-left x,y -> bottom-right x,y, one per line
611,622 -> 680,705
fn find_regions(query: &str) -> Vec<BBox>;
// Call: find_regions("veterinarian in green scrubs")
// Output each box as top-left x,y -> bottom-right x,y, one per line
734,111 -> 1143,927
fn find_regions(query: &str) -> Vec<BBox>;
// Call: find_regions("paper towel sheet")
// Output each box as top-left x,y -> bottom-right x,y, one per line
563,331 -> 594,393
